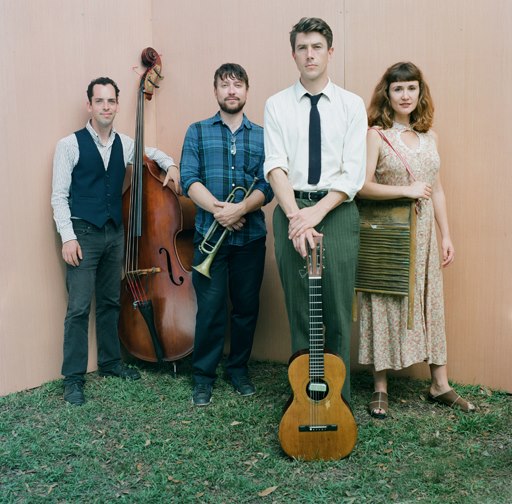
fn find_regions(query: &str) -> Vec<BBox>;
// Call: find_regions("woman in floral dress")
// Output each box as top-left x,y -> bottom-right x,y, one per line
358,62 -> 475,418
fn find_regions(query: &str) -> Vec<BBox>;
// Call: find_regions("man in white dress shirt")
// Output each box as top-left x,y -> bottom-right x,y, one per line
51,77 -> 180,405
263,18 -> 367,402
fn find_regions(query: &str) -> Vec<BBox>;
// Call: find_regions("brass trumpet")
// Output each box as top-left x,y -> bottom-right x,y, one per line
193,178 -> 259,279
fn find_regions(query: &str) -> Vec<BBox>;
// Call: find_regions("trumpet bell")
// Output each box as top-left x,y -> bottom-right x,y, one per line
192,253 -> 215,279
192,178 -> 259,279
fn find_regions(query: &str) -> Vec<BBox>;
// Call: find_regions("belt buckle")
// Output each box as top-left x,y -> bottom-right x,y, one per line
307,191 -> 314,201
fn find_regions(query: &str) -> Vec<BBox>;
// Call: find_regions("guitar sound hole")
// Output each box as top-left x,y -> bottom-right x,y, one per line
307,380 -> 329,401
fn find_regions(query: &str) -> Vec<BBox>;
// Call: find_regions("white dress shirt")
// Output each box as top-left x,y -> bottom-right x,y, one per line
263,80 -> 367,201
51,121 -> 176,243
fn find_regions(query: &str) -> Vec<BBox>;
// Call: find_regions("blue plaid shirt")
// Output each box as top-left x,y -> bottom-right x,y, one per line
180,112 -> 273,246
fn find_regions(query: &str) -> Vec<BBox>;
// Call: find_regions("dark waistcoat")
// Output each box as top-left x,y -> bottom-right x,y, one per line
71,128 -> 125,227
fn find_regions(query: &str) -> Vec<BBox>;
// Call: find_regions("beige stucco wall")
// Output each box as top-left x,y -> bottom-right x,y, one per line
0,0 -> 157,394
1,0 -> 510,395
344,0 -> 512,389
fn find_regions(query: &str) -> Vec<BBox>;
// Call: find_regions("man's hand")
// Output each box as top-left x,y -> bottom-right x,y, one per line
287,205 -> 325,240
292,228 -> 323,258
62,240 -> 82,266
213,201 -> 246,231
163,165 -> 182,195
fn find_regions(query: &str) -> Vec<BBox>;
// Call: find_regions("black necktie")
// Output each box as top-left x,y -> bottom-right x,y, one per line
307,93 -> 322,185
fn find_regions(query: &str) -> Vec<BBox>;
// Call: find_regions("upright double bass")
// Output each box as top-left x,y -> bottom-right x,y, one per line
119,48 -> 196,363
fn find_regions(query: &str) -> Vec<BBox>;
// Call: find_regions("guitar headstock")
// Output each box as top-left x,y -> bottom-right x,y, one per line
307,236 -> 323,278
139,47 -> 163,101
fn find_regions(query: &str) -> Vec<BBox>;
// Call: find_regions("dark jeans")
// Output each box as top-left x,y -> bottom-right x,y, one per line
62,219 -> 124,384
192,236 -> 266,385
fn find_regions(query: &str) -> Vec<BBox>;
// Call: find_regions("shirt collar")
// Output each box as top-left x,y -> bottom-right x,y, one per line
294,79 -> 334,103
86,120 -> 117,146
210,111 -> 252,130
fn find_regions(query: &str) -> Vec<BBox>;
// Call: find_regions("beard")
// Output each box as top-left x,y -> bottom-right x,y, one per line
218,98 -> 246,115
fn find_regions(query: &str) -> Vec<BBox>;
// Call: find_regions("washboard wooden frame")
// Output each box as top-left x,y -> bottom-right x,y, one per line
354,198 -> 417,329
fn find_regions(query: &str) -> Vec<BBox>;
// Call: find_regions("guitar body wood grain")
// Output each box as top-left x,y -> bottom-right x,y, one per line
279,350 -> 358,461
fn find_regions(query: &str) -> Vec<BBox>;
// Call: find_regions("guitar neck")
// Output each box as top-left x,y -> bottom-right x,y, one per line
279,237 -> 358,461
309,274 -> 324,379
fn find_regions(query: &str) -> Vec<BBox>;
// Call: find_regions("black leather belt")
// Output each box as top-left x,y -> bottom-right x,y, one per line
294,190 -> 328,201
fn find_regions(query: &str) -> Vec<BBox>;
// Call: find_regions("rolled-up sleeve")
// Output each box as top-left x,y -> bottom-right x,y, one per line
120,133 -> 176,171
144,146 -> 176,171
179,125 -> 202,196
330,97 -> 367,201
253,150 -> 274,205
263,98 -> 289,180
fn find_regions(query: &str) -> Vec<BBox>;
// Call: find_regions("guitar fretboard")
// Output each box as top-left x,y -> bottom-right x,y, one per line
309,275 -> 324,379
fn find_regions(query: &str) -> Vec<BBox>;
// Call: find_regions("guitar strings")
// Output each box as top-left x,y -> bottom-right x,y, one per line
308,246 -> 323,427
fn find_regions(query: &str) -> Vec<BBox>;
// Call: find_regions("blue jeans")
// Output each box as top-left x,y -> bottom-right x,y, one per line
192,236 -> 266,385
62,219 -> 124,384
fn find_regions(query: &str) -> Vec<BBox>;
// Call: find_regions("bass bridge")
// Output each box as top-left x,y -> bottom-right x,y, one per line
127,267 -> 161,276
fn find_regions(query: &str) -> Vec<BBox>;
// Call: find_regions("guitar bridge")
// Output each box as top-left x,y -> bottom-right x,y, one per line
299,424 -> 338,432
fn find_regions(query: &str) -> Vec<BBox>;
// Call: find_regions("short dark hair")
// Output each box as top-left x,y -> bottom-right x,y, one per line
86,77 -> 120,102
290,17 -> 333,51
213,63 -> 249,89
368,62 -> 434,133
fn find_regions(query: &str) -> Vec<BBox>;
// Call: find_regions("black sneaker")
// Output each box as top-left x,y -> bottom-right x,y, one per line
192,383 -> 212,406
64,382 -> 85,406
230,375 -> 256,396
99,363 -> 141,380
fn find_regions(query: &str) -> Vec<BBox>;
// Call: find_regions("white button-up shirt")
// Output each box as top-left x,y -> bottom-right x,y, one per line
263,79 -> 367,201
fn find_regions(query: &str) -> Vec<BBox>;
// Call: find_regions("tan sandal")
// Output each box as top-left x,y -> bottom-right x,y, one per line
427,388 -> 476,413
368,391 -> 388,419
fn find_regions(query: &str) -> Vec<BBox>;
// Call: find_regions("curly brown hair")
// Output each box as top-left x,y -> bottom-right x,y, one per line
367,62 -> 434,133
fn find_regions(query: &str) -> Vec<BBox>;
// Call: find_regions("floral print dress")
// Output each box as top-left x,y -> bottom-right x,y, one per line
358,124 -> 447,371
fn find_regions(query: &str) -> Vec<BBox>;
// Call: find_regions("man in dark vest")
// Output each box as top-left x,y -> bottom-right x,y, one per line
51,77 -> 180,405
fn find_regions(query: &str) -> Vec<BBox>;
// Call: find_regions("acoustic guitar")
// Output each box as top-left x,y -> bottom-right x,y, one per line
278,236 -> 358,460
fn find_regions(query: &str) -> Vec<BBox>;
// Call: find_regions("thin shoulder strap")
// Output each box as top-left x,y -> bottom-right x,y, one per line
369,127 -> 416,181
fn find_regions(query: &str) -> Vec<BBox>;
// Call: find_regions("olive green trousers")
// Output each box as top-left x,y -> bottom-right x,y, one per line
273,199 -> 359,402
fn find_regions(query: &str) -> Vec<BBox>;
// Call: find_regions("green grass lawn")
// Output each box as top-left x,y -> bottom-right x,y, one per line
0,359 -> 510,503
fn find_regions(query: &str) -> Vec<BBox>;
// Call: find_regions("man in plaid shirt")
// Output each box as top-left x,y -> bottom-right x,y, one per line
180,63 -> 273,406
